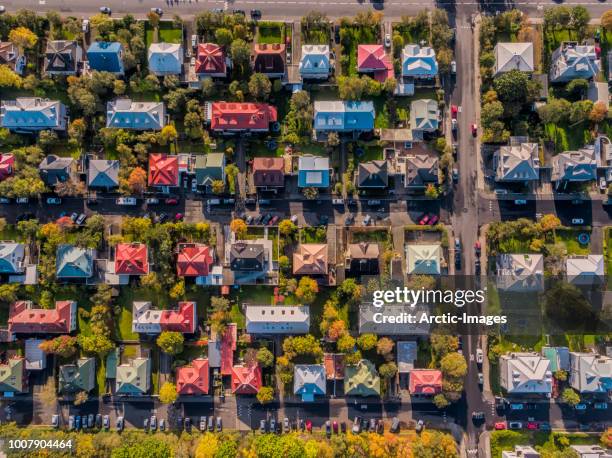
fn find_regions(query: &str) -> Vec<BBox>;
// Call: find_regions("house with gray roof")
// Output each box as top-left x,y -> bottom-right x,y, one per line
148,42 -> 183,76
500,352 -> 552,395
496,254 -> 544,292
399,155 -> 438,189
115,357 -> 151,395
106,99 -> 166,130
494,42 -> 534,75
566,255 -> 604,285
570,445 -> 612,458
58,357 -> 96,394
550,43 -> 600,83
38,155 -> 75,186
56,245 -> 95,280
397,341 -> 418,374
87,159 -> 119,189
357,160 -> 388,188
245,305 -> 310,335
569,352 -> 612,393
194,153 -> 225,191
1,98 -> 68,132
587,81 -> 609,105
293,364 -> 326,402
494,142 -> 540,182
0,242 -> 24,275
551,146 -> 597,187
410,99 -> 440,135
44,40 -> 82,75
25,338 -> 46,371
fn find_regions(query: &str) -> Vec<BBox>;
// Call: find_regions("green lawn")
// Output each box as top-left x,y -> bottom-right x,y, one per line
496,237 -> 535,254
554,228 -> 591,255
351,229 -> 390,244
545,123 -> 591,154
601,30 -> 612,79
145,21 -> 182,46
340,25 -> 378,76
491,431 -> 600,458
300,226 -> 327,243
302,26 -> 329,45
257,22 -> 284,44
356,144 -> 383,162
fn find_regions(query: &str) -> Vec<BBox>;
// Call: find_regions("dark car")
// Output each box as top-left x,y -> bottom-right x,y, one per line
216,417 -> 222,431
299,419 -> 305,431
455,255 -> 462,271
340,422 -> 346,434
184,417 -> 192,432
95,414 -> 102,428
75,416 -> 81,430
260,419 -> 267,433
325,420 -> 331,437
208,416 -> 214,432
88,414 -> 94,429
250,9 -> 262,19
334,25 -> 340,44
261,213 -> 272,225
369,418 -> 376,432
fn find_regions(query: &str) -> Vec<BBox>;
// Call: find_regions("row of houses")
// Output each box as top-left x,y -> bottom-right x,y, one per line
503,445 -> 611,458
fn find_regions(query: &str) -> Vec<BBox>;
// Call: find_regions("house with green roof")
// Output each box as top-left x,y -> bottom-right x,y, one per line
56,245 -> 95,281
58,357 -> 96,394
115,357 -> 150,395
195,153 -> 225,192
344,359 -> 380,397
0,357 -> 26,395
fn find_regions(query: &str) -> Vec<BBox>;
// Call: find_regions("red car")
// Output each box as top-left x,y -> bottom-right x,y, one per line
306,420 -> 312,433
527,422 -> 538,430
175,213 -> 184,221
451,105 -> 458,120
428,215 -> 439,225
471,124 -> 478,137
494,422 -> 507,430
165,198 -> 179,205
419,214 -> 430,225
268,215 -> 279,226
332,421 -> 338,434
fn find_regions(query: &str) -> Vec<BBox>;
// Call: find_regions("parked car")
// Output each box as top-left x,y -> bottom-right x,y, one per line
99,6 -> 111,14
514,199 -> 527,205
250,9 -> 262,19
594,402 -> 608,410
345,214 -> 355,226
76,213 -> 87,225
0,197 -> 9,204
363,214 -> 372,226
476,348 -> 483,364
270,419 -> 276,434
103,415 -> 110,430
352,416 -> 361,434
184,417 -> 192,432
269,215 -> 280,226
454,237 -> 461,252
306,419 -> 312,433
429,214 -> 439,225
332,198 -> 344,206
509,403 -> 524,410
82,19 -> 90,33
69,416 -> 75,430
207,415 -> 214,432
527,422 -> 538,430
116,197 -> 137,205
575,403 -> 587,410
539,422 -> 551,431
146,197 -> 159,205
599,177 -> 607,191
376,419 -> 384,434
509,421 -> 523,430
416,419 -> 424,432
341,422 -> 346,434
150,7 -> 163,15
367,199 -> 381,206
571,218 -> 584,225
283,417 -> 290,433
75,416 -> 82,430
116,416 -> 124,431
70,212 -> 78,222
52,414 -> 59,428
143,418 -> 149,430
390,417 -> 400,433
198,416 -> 206,431
451,60 -> 457,73
494,422 -> 507,430
87,414 -> 94,429
216,417 -> 222,431
471,123 -> 478,136
325,420 -> 331,437
452,168 -> 459,182
258,199 -> 271,206
95,414 -> 102,429
478,373 -> 484,385
159,419 -> 166,431
16,197 -> 29,204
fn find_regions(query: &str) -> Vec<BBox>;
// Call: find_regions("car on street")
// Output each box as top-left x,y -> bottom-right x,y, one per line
494,422 -> 507,430
476,348 -> 483,364
103,415 -> 110,430
184,417 -> 192,432
384,33 -> 391,48
207,415 -> 214,432
527,422 -> 538,430
82,19 -> 90,33
150,416 -> 157,430
454,237 -> 461,252
283,417 -> 290,433
478,373 -> 484,385
594,402 -> 607,409
160,419 -> 166,431
95,414 -> 102,428
261,213 -> 272,225
143,418 -> 149,430
216,417 -> 222,431
116,417 -> 124,431
452,168 -> 459,183
451,60 -> 456,73
575,403 -> 587,410
270,419 -> 276,433
88,414 -> 94,428
599,177 -> 607,191
150,7 -> 163,15
539,422 -> 551,431
418,214 -> 430,225
332,421 -> 338,434
369,418 -> 376,432
260,419 -> 266,433
363,214 -> 372,226
99,6 -> 111,14
451,105 -> 458,119
52,414 -> 59,428
306,419 -> 312,433
509,421 -> 523,430
352,416 -> 361,433
390,417 -> 400,433
416,419 -> 424,432
471,123 -> 478,136
269,215 -> 279,226
474,241 -> 481,256
429,215 -> 439,225
451,118 -> 457,131
250,9 -> 262,19
509,403 -> 524,410
325,420 -> 331,437
69,416 -> 75,430
571,218 -> 584,225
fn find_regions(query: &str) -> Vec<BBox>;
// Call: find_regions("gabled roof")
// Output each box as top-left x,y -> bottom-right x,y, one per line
56,244 -> 95,279
401,154 -> 439,188
298,155 -> 330,188
39,155 -> 74,186
115,243 -> 149,275
344,359 -> 380,396
8,300 -> 76,334
406,244 -> 442,275
132,301 -> 196,334
148,42 -> 182,75
231,363 -> 262,394
58,357 -> 96,393
566,255 -> 605,284
299,45 -> 330,77
177,243 -> 213,277
210,102 -> 278,131
0,357 -> 25,393
252,157 -> 284,187
106,99 -> 165,130
195,153 -> 225,186
86,41 -> 123,74
348,242 -> 380,260
253,44 -> 286,75
358,160 -> 388,188
1,98 -> 66,131
495,143 -> 540,181
494,42 -> 534,74
0,242 -> 24,274
25,338 -> 46,371
347,243 -> 380,275
0,42 -> 22,73
293,243 -> 328,275
550,43 -> 600,83
570,352 -> 612,393
397,341 -> 418,373
0,153 -> 14,181
357,44 -> 393,81
500,352 -> 552,394
230,243 -> 265,271
176,358 -> 209,395
409,369 -> 442,394
294,364 -> 326,401
45,40 -> 80,74
116,357 -> 151,395
245,305 -> 310,334
401,44 -> 438,77
313,100 -> 375,132
148,153 -> 179,187
196,43 -> 226,75
496,254 -> 544,291
551,146 -> 597,182
88,159 -> 119,188
410,99 -> 439,131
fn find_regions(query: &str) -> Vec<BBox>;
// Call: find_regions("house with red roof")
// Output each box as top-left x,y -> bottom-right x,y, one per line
208,322 -> 237,375
207,102 -> 278,134
148,153 -> 179,188
408,369 -> 442,395
132,301 -> 197,334
357,44 -> 394,82
114,243 -> 149,276
8,300 -> 77,335
176,358 -> 209,395
253,44 -> 286,78
231,363 -> 262,394
176,243 -> 214,277
252,157 -> 285,189
0,153 -> 14,181
196,43 -> 227,78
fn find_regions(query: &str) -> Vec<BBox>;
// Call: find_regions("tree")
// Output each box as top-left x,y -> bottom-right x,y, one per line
295,276 -> 318,304
570,6 -> 590,32
569,100 -> 593,124
77,334 -> 114,356
169,279 -> 185,300
256,347 -> 274,368
603,10 -> 612,32
376,337 -> 394,357
425,184 -> 439,199
302,187 -> 319,200
230,39 -> 251,74
326,131 -> 340,147
430,334 -> 459,357
327,320 -> 347,340
9,26 -> 37,49
537,98 -> 571,125
334,334 -> 354,353
554,369 -> 568,382
55,178 -> 86,197
230,218 -> 247,238
493,69 -> 529,105
211,179 -> 225,194
566,78 -> 589,100
215,28 -> 233,46
156,331 -> 184,355
602,428 -> 612,448
256,385 -> 275,405
538,214 -> 561,232
481,101 -> 504,128
248,73 -> 272,100
433,393 -> 450,409
74,391 -> 88,406
159,381 -> 178,404
561,387 -> 580,406
338,278 -> 363,303
38,335 -> 78,358
589,101 -> 608,123
0,284 -> 19,304
278,219 -> 297,236
0,65 -> 22,88
378,362 -> 398,379
159,125 -> 178,145
113,438 -> 173,458
357,333 -> 378,351
127,167 -> 147,194
440,352 -> 468,378
195,433 -> 219,458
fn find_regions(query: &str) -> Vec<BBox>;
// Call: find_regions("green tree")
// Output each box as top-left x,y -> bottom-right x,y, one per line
570,6 -> 590,32
0,65 -> 22,88
481,101 -> 504,128
430,334 -> 459,357
248,73 -> 272,100
336,334 -> 356,352
569,100 -> 593,124
378,362 -> 398,379
278,219 -> 297,236
159,382 -> 178,404
538,98 -> 571,125
295,276 -> 319,304
561,387 -> 580,406
440,352 -> 468,378
156,331 -> 184,355
433,393 -> 450,409
356,333 -> 378,351
211,179 -> 225,194
230,39 -> 251,75
214,28 -> 233,46
256,347 -> 274,368
256,386 -> 274,404
493,69 -> 529,106
8,26 -> 37,49
425,184 -> 439,199
566,78 -> 589,100
77,334 -> 114,356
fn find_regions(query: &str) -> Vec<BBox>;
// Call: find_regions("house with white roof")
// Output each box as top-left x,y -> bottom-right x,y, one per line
550,43 -> 600,83
500,352 -> 552,395
245,305 -> 310,334
299,45 -> 331,80
406,244 -> 442,275
551,146 -> 597,187
494,43 -> 534,75
570,445 -> 612,458
569,352 -> 612,393
496,254 -> 544,292
410,99 -> 440,135
293,364 -> 326,402
106,99 -> 166,130
401,44 -> 438,79
566,255 -> 604,285
502,446 -> 541,458
494,142 -> 540,182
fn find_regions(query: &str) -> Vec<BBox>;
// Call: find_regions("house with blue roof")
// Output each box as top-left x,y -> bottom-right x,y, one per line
299,45 -> 331,80
0,242 -> 25,275
0,98 -> 67,132
298,156 -> 330,188
87,159 -> 119,189
294,364 -> 326,402
148,43 -> 182,76
56,245 -> 95,281
313,100 -> 375,140
401,44 -> 438,79
106,99 -> 166,130
551,146 -> 597,189
86,42 -> 124,75
550,43 -> 600,83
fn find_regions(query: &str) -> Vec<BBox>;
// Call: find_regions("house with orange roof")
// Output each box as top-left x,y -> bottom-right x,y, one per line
196,43 -> 227,78
132,301 -> 196,334
114,243 -> 149,277
176,243 -> 214,277
293,244 -> 328,276
357,44 -> 394,82
208,323 -> 237,376
176,358 -> 209,395
148,153 -> 179,188
8,300 -> 77,335
231,363 -> 262,394
253,44 -> 286,78
252,157 -> 285,190
206,102 -> 278,134
408,369 -> 442,395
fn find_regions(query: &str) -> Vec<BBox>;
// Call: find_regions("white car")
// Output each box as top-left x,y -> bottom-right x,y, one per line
599,177 -> 607,191
116,197 -> 137,206
476,348 -> 483,364
571,218 -> 584,225
146,197 -> 159,205
16,197 -> 29,204
478,373 -> 484,385
451,60 -> 456,73
191,34 -> 198,49
82,19 -> 90,33
384,33 -> 391,48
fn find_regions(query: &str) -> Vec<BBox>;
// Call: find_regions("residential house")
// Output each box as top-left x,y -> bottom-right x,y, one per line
569,352 -> 612,393
132,301 -> 196,335
39,155 -> 75,186
115,357 -> 151,395
344,359 -> 380,397
357,160 -> 388,188
494,142 -> 540,182
0,357 -> 26,395
229,241 -> 275,284
550,43 -> 600,83
357,44 -> 393,82
399,154 -> 439,189
8,300 -> 77,334
397,341 -> 418,374
231,363 -> 262,394
245,305 -> 310,334
0,242 -> 25,276
253,44 -> 286,78
196,43 -> 227,78
0,153 -> 14,181
346,242 -> 379,275
324,353 -> 345,380
359,304 -> 430,336
566,255 -> 605,285
409,369 -> 442,395
0,42 -> 25,74
206,102 -> 278,134
379,128 -> 414,153
0,98 -> 68,132
24,338 -> 46,371
293,244 -> 328,276
148,153 -> 179,188
410,99 -> 440,135
406,244 -> 442,275
176,243 -> 217,285
114,243 -> 150,277
106,99 -> 166,130
58,357 -> 96,394
587,81 -> 609,105
397,44 -> 438,95
208,323 -> 237,376
496,254 -> 544,292
494,43 -> 534,75
551,146 -> 597,186
313,100 -> 375,138
194,153 -> 226,192
55,244 -> 95,280
86,42 -> 124,75
299,45 -> 331,80
502,446 -> 541,458
176,358 -> 210,395
148,43 -> 182,76
294,364 -> 326,402
87,159 -> 119,190
44,40 -> 82,75
499,352 -> 552,395
298,156 -> 330,188
570,445 -> 612,458
252,157 -> 285,189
